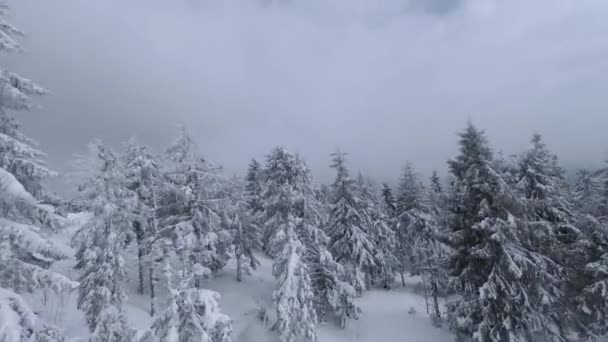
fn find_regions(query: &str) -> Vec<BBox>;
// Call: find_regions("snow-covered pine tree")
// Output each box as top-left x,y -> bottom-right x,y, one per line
516,133 -> 578,248
326,151 -> 375,294
173,287 -> 232,342
297,166 -> 359,327
394,162 -> 426,286
381,183 -> 397,219
395,164 -> 449,319
223,178 -> 261,282
515,133 -> 581,333
231,211 -> 261,282
219,167 -> 263,282
144,242 -> 233,342
272,220 -> 317,342
245,158 -> 264,223
563,214 -> 608,339
74,143 -> 135,341
573,169 -> 601,215
0,168 -> 76,342
597,162 -> 608,219
356,176 -> 398,290
0,7 -> 74,340
414,171 -> 450,323
0,10 -> 52,200
123,138 -> 161,298
159,127 -> 231,285
260,147 -> 308,256
261,147 -> 358,331
446,123 -> 564,342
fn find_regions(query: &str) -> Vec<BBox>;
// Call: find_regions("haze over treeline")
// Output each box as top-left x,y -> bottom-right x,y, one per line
5,0 -> 608,183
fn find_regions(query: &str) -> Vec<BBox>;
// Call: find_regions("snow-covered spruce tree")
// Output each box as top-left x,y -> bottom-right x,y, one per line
573,169 -> 600,215
0,11 -> 53,200
159,126 -> 231,285
0,168 -> 76,342
381,183 -> 397,219
409,171 -> 451,323
394,162 -> 426,286
272,221 -> 317,342
123,138 -> 161,300
395,164 -> 448,319
260,146 -> 308,256
427,171 -> 450,322
298,169 -> 359,327
74,143 -> 135,342
561,214 -> 608,339
245,158 -> 265,224
516,133 -> 578,251
356,176 -> 398,290
261,147 -> 358,331
446,123 -> 565,342
597,163 -> 608,219
0,6 -> 75,340
231,211 -> 261,282
143,242 -> 232,342
326,151 -> 375,294
515,134 -> 582,332
223,178 -> 261,282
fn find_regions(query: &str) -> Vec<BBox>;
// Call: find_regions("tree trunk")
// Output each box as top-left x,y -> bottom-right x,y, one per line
134,220 -> 145,295
422,276 -> 429,314
138,244 -> 145,295
236,253 -> 242,282
431,276 -> 441,319
149,264 -> 156,317
400,271 -> 406,287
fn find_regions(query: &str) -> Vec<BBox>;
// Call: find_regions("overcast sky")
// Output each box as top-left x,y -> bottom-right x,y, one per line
5,0 -> 608,184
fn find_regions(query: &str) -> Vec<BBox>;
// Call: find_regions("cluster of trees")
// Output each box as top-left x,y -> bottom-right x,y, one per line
438,125 -> 608,342
4,4 -> 608,342
64,124 -> 608,342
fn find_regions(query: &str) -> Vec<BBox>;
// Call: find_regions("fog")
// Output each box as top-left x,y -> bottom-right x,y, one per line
5,0 -> 608,184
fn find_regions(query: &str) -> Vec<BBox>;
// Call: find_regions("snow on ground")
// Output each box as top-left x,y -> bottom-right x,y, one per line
31,215 -> 454,342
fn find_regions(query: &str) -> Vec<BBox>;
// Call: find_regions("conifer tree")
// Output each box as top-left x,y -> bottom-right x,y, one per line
326,151 -> 375,294
446,123 -> 564,342
245,158 -> 264,220
381,183 -> 397,219
74,143 -> 135,342
272,222 -> 317,342
261,147 -> 358,332
160,127 -> 231,285
516,133 -> 577,241
123,139 -> 161,297
356,177 -> 398,289
394,163 -> 426,286
260,147 -> 309,255
573,169 -> 601,215
145,243 -> 232,342
232,211 -> 260,282
0,169 -> 76,342
0,6 -> 74,340
565,215 -> 608,339
0,10 -> 51,200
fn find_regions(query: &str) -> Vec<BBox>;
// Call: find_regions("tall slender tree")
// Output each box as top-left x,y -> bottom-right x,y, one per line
160,127 -> 232,285
326,151 -> 375,294
394,163 -> 426,286
123,139 -> 161,297
0,6 -> 74,340
74,143 -> 135,342
381,183 -> 397,219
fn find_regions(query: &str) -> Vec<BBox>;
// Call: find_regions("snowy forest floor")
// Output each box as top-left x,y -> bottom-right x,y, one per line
28,213 -> 454,342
